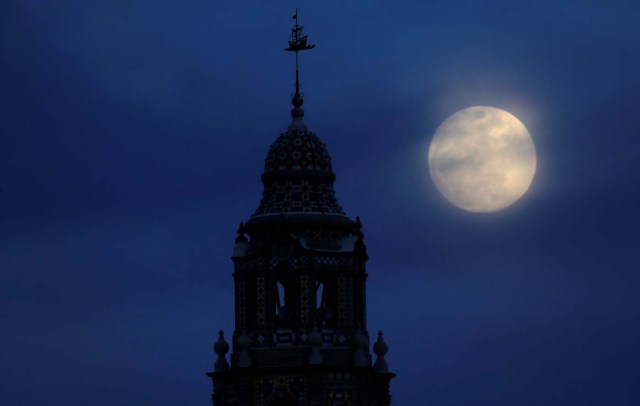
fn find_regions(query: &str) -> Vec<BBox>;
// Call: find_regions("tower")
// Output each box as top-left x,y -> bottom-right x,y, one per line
207,13 -> 395,406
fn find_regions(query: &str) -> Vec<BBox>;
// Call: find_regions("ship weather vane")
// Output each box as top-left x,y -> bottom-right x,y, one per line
285,9 -> 315,98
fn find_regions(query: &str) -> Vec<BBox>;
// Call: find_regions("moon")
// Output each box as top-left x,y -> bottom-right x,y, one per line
428,106 -> 537,212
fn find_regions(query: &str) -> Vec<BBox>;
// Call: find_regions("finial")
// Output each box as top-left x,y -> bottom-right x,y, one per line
213,329 -> 229,372
352,325 -> 369,367
285,9 -> 314,129
235,330 -> 252,368
233,222 -> 249,257
308,324 -> 323,365
235,222 -> 247,243
373,330 -> 389,373
354,216 -> 363,232
353,216 -> 367,259
214,330 -> 229,355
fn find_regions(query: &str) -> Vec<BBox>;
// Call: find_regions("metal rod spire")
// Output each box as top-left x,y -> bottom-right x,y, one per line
285,9 -> 314,98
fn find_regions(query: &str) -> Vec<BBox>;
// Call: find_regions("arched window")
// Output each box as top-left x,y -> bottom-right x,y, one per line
275,281 -> 286,316
274,279 -> 294,324
316,280 -> 324,308
316,279 -> 333,326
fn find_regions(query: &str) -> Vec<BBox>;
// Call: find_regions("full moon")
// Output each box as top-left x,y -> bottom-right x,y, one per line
428,106 -> 537,212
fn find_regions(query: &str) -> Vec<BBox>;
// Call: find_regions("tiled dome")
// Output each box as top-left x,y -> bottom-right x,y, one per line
264,128 -> 333,174
249,87 -> 348,219
251,125 -> 345,218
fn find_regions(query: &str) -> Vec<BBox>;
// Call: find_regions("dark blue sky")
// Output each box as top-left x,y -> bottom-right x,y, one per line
2,1 -> 639,405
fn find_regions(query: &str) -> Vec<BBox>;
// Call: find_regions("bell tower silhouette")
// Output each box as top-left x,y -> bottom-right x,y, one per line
207,11 -> 395,406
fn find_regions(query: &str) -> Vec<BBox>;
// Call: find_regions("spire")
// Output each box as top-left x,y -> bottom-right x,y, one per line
285,9 -> 314,129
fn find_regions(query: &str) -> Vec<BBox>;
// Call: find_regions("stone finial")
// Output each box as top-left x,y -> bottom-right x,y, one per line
308,325 -> 323,365
352,325 -> 368,367
354,216 -> 363,232
373,330 -> 389,373
289,92 -> 307,130
235,222 -> 247,243
214,330 -> 230,372
353,217 -> 368,259
233,222 -> 250,257
235,330 -> 252,368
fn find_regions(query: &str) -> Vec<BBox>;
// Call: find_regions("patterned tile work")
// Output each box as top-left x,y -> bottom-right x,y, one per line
286,257 -> 298,269
288,377 -> 305,401
314,255 -> 339,266
269,259 -> 278,270
326,388 -> 352,406
327,371 -> 355,382
236,255 -> 318,272
256,276 -> 266,325
312,255 -> 355,268
274,329 -> 295,347
236,280 -> 246,330
321,329 -> 334,346
300,273 -> 309,323
256,376 -> 305,406
337,276 -> 347,326
264,129 -> 332,173
223,392 -> 239,405
345,277 -> 353,326
361,277 -> 367,328
252,177 -> 345,216
257,379 -> 275,404
250,127 -> 350,217
235,259 -> 254,272
308,229 -> 340,243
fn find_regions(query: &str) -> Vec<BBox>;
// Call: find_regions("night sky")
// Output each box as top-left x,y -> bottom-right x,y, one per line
2,1 -> 640,405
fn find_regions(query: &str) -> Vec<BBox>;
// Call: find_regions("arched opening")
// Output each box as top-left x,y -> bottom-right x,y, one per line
274,279 -> 294,325
316,281 -> 324,308
275,281 -> 285,315
315,278 -> 333,326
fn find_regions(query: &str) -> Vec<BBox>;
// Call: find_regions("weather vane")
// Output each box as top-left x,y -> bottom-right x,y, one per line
285,9 -> 315,98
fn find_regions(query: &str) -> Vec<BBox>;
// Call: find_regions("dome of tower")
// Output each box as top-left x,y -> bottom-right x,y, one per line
263,128 -> 333,175
248,98 -> 348,220
250,126 -> 346,218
